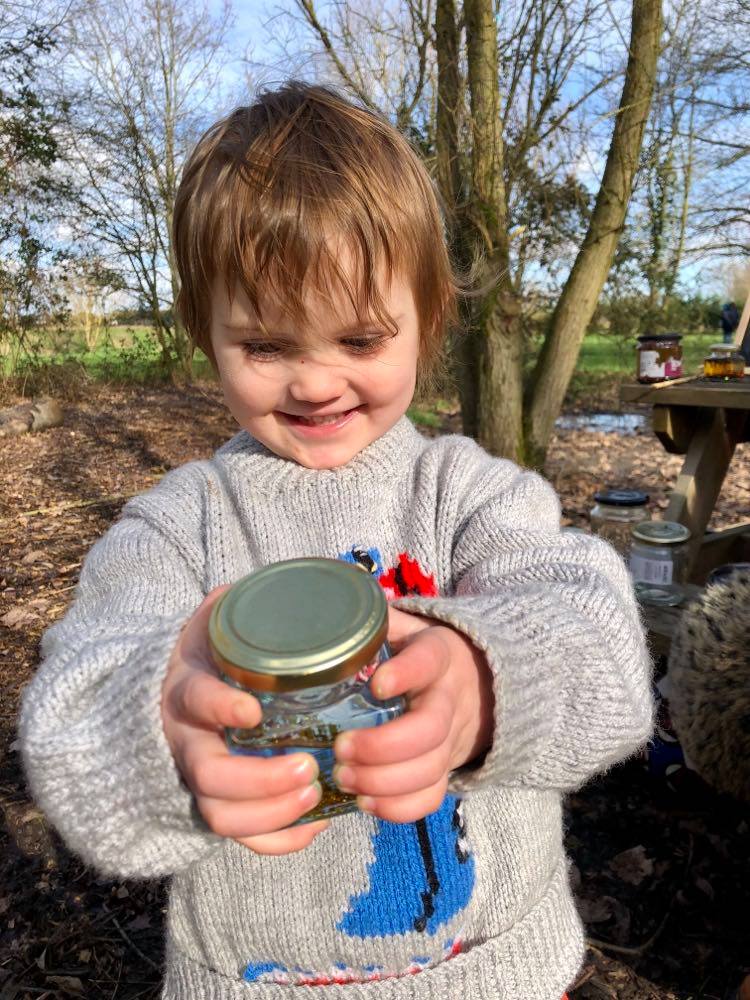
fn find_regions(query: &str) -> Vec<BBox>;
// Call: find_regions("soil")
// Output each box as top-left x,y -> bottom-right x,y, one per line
1,382 -> 748,999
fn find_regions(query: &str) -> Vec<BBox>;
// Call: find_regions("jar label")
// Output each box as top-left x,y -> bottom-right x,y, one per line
630,553 -> 673,584
638,351 -> 683,380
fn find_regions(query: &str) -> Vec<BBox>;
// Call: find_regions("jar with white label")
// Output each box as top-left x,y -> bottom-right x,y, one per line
636,333 -> 683,383
629,521 -> 691,606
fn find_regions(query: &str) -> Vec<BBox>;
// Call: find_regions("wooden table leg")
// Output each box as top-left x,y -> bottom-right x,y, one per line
665,407 -> 736,554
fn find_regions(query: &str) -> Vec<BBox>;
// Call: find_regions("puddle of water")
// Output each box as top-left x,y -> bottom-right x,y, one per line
554,413 -> 646,435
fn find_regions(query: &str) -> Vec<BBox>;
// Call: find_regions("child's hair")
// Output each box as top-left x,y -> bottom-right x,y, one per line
173,81 -> 459,384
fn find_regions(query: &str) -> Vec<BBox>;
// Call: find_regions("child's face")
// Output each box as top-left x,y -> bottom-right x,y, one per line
209,267 -> 420,470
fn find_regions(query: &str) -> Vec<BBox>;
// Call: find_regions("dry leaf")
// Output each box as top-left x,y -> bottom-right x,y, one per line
609,845 -> 654,886
576,895 -> 613,923
47,975 -> 83,993
1,606 -> 38,629
21,550 -> 47,564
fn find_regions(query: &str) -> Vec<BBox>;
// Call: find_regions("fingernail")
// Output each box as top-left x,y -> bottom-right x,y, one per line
333,765 -> 354,792
372,672 -> 391,699
301,781 -> 323,808
335,735 -> 354,761
291,755 -> 318,782
357,795 -> 376,815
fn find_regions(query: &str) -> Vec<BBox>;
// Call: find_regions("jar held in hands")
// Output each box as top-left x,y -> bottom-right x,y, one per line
208,558 -> 404,823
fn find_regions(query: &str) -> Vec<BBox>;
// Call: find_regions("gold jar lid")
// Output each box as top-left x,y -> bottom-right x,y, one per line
209,558 -> 387,692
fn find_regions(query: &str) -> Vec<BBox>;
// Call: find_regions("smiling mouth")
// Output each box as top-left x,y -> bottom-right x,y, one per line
283,407 -> 359,427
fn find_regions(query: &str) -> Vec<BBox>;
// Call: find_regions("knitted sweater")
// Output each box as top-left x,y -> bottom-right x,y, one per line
19,417 -> 653,999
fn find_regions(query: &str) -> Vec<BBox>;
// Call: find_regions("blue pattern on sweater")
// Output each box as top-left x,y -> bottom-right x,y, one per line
337,795 -> 475,938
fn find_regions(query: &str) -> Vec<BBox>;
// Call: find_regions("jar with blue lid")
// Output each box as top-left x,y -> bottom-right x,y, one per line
208,557 -> 404,822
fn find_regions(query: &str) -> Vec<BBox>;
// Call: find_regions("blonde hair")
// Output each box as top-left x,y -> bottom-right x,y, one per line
173,81 -> 459,384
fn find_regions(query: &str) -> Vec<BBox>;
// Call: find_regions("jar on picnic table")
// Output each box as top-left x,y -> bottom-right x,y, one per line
589,489 -> 650,555
629,521 -> 691,607
636,332 -> 683,383
703,343 -> 746,381
208,558 -> 404,824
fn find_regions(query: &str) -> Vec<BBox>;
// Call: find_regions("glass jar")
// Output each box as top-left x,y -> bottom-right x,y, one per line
209,558 -> 404,823
629,521 -> 691,606
636,333 -> 683,383
590,489 -> 650,555
702,343 -> 745,381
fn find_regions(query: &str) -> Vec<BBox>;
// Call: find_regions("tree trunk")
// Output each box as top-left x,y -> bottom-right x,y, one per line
462,0 -> 524,459
525,0 -> 662,468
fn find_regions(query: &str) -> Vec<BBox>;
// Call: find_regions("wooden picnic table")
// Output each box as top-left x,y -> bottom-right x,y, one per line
620,377 -> 750,584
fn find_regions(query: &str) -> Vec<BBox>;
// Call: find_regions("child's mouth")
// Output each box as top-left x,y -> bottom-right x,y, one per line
281,407 -> 360,434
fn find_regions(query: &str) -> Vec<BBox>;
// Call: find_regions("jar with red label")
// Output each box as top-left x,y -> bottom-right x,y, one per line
636,333 -> 683,383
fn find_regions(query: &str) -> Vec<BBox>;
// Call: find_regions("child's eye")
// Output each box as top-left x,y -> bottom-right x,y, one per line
342,335 -> 387,355
241,341 -> 284,360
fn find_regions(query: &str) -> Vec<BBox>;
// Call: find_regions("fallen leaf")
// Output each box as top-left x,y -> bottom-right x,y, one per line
21,550 -> 47,564
576,895 -> 613,923
609,846 -> 654,886
46,975 -> 83,993
1,606 -> 38,629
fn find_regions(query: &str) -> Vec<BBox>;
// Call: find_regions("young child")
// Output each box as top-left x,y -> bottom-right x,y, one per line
19,82 -> 653,999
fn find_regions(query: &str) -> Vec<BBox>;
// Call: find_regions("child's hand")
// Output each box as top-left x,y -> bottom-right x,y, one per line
333,606 -> 495,823
161,587 -> 329,855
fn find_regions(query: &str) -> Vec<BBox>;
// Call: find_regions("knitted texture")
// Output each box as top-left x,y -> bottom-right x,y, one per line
19,417 -> 654,998
667,574 -> 750,803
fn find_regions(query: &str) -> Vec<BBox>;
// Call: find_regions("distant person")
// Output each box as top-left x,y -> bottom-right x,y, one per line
17,82 -> 653,1000
721,301 -> 740,343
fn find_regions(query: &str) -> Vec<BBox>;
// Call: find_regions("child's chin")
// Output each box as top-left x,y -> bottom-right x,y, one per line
293,446 -> 359,470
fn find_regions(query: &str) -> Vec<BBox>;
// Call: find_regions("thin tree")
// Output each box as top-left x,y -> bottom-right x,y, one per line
525,0 -> 662,465
53,0 -> 232,376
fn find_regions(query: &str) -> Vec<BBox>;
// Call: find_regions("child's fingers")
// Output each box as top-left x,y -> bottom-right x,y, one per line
333,743 -> 449,798
357,776 -> 450,824
372,629 -> 449,700
335,688 -> 452,765
169,669 -> 261,731
236,820 -> 330,855
179,735 -> 318,801
198,781 -> 323,839
386,606 -> 432,650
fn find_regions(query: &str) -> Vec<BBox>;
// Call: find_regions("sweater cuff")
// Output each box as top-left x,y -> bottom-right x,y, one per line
21,613 -> 223,878
391,594 -> 576,794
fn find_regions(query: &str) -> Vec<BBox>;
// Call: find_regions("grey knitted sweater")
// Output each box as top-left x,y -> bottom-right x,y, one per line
19,417 -> 653,999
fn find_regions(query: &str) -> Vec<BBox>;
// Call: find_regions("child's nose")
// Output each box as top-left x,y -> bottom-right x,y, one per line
288,359 -> 347,403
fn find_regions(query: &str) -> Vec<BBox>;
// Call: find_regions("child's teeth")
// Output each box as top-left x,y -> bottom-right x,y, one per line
301,413 -> 345,425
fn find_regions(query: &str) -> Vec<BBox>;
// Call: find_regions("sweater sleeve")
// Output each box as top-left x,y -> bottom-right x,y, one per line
18,474 -> 224,880
392,437 -> 654,795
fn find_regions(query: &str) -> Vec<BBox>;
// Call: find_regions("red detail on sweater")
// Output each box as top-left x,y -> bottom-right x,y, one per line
378,553 -> 438,599
288,940 -> 463,986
